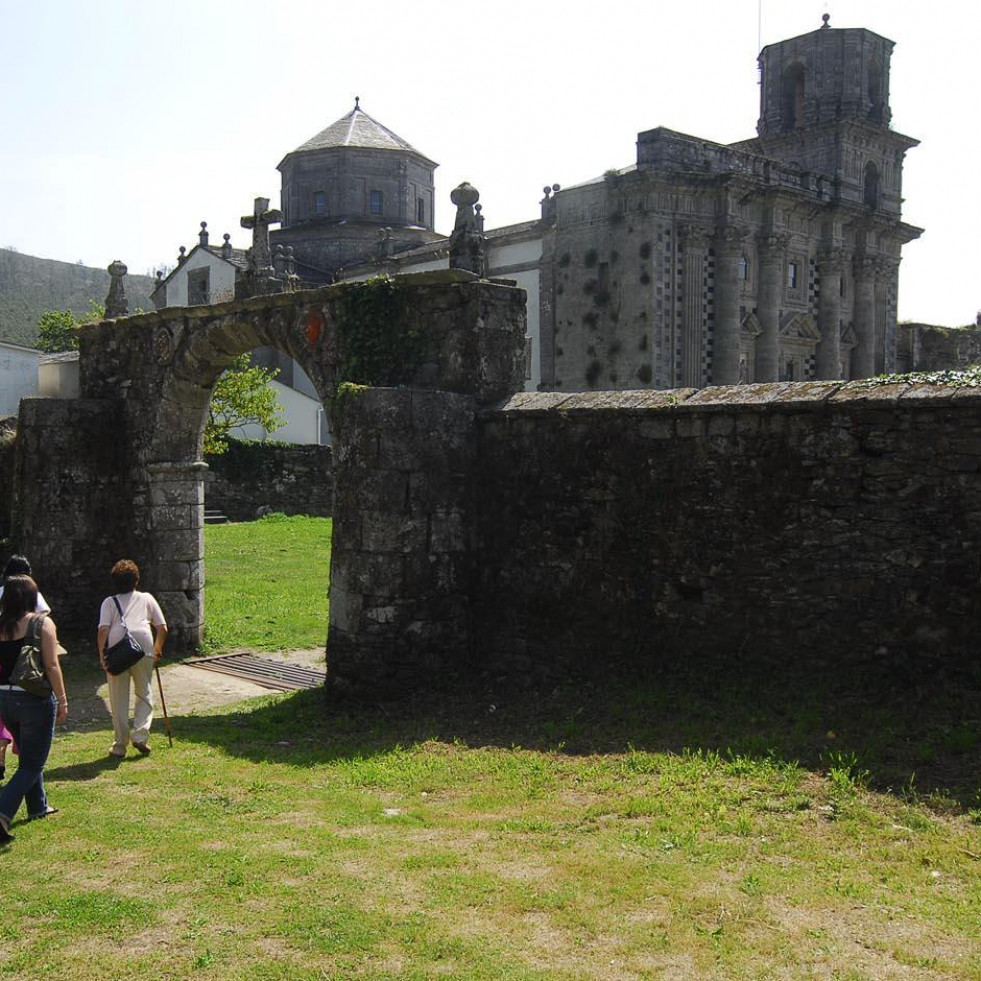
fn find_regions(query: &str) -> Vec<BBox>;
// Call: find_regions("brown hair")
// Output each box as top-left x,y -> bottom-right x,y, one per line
0,574 -> 38,638
111,559 -> 140,593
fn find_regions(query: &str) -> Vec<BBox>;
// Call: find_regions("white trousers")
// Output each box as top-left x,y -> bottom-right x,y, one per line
107,656 -> 155,751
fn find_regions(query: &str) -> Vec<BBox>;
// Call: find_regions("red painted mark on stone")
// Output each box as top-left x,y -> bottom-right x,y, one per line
305,308 -> 324,345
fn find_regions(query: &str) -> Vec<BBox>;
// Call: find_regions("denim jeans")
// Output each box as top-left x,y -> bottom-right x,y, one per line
0,689 -> 55,824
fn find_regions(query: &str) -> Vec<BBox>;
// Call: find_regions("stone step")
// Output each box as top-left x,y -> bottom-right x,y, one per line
204,510 -> 229,525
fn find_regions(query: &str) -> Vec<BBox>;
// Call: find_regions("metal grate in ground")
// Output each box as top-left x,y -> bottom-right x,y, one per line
185,653 -> 324,691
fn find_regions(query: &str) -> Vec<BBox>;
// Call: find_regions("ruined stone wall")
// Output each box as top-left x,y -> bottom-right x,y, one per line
897,322 -> 981,373
473,383 -> 981,680
11,398 -> 130,638
204,440 -> 333,522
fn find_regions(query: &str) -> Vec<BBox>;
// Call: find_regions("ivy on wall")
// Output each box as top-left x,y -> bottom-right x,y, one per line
333,277 -> 426,387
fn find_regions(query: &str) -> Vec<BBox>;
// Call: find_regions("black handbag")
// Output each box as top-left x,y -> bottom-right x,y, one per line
103,596 -> 146,675
10,614 -> 52,697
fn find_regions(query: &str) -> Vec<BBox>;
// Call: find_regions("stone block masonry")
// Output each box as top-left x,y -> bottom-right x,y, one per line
10,398 -> 131,635
204,440 -> 334,522
473,382 -> 981,680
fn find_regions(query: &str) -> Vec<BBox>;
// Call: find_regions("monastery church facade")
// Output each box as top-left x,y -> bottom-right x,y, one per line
154,16 -> 920,396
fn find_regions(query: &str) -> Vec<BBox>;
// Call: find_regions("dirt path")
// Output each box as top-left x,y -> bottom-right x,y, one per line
62,648 -> 327,731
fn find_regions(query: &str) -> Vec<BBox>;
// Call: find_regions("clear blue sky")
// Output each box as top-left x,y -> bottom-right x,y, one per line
0,0 -> 976,325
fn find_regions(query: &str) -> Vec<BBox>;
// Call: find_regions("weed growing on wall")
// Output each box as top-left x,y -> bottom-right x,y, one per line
859,364 -> 981,388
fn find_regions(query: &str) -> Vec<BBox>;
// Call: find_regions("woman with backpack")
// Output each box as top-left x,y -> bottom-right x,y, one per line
0,575 -> 67,843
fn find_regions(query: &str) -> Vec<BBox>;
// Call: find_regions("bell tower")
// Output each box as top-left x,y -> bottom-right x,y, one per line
754,15 -> 917,217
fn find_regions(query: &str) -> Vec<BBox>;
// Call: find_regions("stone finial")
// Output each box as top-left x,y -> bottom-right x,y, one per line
475,203 -> 484,234
199,221 -> 209,247
448,182 -> 486,276
541,183 -> 561,222
177,245 -> 186,265
821,13 -> 830,28
104,260 -> 129,318
283,246 -> 300,292
222,233 -> 232,259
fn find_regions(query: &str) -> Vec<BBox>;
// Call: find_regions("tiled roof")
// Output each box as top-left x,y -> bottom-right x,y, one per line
204,245 -> 250,269
290,104 -> 432,161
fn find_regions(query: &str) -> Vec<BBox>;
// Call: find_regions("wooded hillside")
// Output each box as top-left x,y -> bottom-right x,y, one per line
0,248 -> 155,346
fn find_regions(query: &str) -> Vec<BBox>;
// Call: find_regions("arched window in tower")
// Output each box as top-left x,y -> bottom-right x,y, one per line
781,64 -> 806,131
864,162 -> 880,210
868,58 -> 883,123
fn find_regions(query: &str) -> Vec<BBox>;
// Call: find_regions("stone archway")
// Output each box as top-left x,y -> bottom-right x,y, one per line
13,271 -> 526,689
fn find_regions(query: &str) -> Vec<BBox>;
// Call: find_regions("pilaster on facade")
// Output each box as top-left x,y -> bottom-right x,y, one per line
815,247 -> 848,379
755,232 -> 791,383
874,255 -> 899,374
679,224 -> 710,388
852,254 -> 878,378
712,225 -> 748,385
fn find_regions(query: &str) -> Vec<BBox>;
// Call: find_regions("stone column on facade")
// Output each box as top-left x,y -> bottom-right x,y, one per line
754,233 -> 789,383
815,248 -> 847,379
680,225 -> 709,388
875,256 -> 899,375
143,460 -> 207,652
852,254 -> 877,379
712,226 -> 747,386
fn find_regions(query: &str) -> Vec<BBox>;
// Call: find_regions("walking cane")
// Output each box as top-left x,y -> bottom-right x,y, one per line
154,663 -> 174,747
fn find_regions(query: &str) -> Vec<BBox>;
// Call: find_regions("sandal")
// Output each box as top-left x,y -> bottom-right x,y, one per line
28,806 -> 58,821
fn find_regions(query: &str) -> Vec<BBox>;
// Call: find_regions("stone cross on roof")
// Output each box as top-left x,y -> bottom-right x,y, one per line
241,197 -> 282,276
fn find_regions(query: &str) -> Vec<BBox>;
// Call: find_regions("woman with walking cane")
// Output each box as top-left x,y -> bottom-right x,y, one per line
97,560 -> 168,758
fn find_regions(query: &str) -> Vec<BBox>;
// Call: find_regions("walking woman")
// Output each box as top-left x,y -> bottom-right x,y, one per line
97,560 -> 167,758
0,575 -> 68,843
0,555 -> 53,783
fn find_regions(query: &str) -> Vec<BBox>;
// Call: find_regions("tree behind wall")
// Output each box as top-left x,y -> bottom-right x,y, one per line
205,355 -> 285,455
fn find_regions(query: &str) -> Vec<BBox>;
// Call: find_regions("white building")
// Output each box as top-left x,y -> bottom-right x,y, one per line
0,340 -> 42,416
150,223 -> 328,445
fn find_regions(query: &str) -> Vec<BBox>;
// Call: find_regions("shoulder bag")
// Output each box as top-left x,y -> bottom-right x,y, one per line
10,614 -> 52,697
104,596 -> 146,675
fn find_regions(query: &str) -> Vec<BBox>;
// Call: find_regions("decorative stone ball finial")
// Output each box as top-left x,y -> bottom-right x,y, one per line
449,182 -> 486,277
104,260 -> 129,319
821,13 -> 830,28
355,95 -> 360,110
450,181 -> 480,212
199,221 -> 209,247
178,245 -> 186,264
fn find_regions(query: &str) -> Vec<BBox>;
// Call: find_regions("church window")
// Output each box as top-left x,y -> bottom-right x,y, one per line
868,58 -> 884,123
864,162 -> 880,210
787,261 -> 799,289
369,190 -> 384,215
781,64 -> 806,131
417,197 -> 425,224
785,359 -> 798,381
187,267 -> 210,306
738,256 -> 749,281
313,191 -> 327,216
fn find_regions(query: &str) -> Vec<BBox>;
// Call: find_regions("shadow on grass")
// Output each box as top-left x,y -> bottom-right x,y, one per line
167,652 -> 981,812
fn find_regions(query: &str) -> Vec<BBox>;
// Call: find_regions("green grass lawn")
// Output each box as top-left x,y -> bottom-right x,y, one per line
2,516 -> 979,979
202,513 -> 331,653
